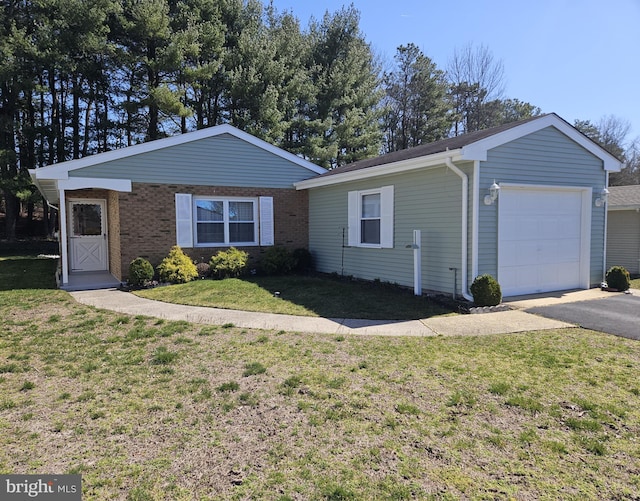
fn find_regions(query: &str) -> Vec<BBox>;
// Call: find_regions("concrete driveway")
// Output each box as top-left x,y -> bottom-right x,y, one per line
524,292 -> 640,340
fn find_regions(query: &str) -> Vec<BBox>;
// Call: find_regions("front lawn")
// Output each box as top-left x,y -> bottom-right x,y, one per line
1,254 -> 640,499
2,289 -> 640,499
630,276 -> 640,290
135,275 -> 454,320
0,254 -> 58,290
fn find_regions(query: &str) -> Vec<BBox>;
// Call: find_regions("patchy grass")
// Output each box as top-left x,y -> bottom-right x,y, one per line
1,294 -> 640,499
2,253 -> 640,499
134,275 -> 454,320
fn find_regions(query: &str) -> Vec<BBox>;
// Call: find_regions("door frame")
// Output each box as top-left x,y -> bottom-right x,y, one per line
67,198 -> 109,272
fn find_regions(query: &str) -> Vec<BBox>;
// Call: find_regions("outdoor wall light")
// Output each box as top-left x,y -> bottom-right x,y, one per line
483,180 -> 501,205
595,187 -> 609,207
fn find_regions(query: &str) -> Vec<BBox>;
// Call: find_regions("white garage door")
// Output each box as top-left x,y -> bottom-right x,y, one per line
498,187 -> 588,297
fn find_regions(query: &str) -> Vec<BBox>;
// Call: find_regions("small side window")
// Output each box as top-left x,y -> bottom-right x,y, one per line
347,186 -> 394,248
360,193 -> 381,245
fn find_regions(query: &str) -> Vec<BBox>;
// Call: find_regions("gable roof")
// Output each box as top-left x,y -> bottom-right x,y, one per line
31,124 -> 326,202
295,113 -> 623,189
34,124 -> 326,178
608,185 -> 640,209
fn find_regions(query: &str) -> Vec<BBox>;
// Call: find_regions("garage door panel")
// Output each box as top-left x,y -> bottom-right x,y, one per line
536,238 -> 581,264
498,187 -> 587,296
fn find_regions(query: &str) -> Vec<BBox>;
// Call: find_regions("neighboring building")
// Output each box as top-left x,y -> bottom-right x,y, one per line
30,125 -> 326,290
295,114 -> 622,298
606,185 -> 640,275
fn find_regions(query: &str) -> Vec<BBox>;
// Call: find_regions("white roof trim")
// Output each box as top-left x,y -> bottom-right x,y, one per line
461,114 -> 623,172
295,150 -> 464,189
58,177 -> 132,193
32,124 -> 326,179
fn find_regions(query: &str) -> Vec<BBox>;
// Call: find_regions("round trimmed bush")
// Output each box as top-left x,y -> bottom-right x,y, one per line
196,262 -> 211,278
292,248 -> 313,273
157,246 -> 198,283
605,265 -> 630,291
470,274 -> 502,306
128,257 -> 154,286
261,246 -> 296,275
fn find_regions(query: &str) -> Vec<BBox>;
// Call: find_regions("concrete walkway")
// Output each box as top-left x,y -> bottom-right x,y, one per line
68,288 -> 602,337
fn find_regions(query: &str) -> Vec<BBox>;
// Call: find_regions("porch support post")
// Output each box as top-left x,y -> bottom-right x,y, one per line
59,189 -> 69,285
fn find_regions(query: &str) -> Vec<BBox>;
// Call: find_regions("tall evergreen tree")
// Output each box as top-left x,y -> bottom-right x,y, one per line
0,0 -> 39,240
382,44 -> 451,152
305,6 -> 382,168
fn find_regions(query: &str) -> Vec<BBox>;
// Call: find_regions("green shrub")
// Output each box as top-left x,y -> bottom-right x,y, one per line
128,257 -> 154,286
470,274 -> 502,306
605,265 -> 630,291
292,248 -> 313,273
209,247 -> 249,278
157,246 -> 198,284
261,246 -> 296,275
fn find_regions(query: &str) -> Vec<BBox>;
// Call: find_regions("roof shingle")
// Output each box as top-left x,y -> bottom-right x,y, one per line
318,115 -> 549,178
608,185 -> 640,208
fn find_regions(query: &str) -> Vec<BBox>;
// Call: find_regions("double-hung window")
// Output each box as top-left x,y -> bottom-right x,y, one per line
175,193 -> 274,248
195,198 -> 257,246
348,185 -> 394,248
360,193 -> 381,244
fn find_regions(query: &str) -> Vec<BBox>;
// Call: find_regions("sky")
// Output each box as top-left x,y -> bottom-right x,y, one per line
270,0 -> 640,144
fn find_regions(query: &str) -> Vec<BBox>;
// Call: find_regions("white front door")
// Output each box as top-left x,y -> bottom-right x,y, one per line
68,200 -> 108,272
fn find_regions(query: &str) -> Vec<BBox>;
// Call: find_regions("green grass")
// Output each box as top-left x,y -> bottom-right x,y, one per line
630,276 -> 640,290
0,254 -> 58,290
134,275 -> 454,320
2,252 -> 640,499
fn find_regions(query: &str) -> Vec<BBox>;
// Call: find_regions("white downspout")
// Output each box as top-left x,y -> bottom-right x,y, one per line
59,189 -> 69,286
445,157 -> 473,301
602,172 -> 609,284
472,160 -> 480,280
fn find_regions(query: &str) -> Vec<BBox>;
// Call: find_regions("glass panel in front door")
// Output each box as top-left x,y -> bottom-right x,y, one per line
72,204 -> 102,236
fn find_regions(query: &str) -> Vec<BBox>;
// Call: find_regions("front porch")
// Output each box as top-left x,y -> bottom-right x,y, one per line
60,270 -> 122,292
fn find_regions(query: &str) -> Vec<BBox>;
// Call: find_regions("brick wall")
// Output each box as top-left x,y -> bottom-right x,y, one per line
107,191 -> 122,280
117,183 -> 309,278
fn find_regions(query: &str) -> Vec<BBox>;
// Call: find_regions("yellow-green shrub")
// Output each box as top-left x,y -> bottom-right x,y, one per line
210,247 -> 249,278
157,246 -> 198,283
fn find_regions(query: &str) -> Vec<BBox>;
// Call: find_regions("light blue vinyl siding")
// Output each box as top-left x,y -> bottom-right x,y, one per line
308,164 -> 471,294
477,126 -> 606,286
69,134 -> 317,188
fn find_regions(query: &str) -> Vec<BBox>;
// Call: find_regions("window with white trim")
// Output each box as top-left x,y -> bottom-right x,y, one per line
195,198 -> 257,245
347,185 -> 394,248
175,194 -> 274,248
360,193 -> 381,244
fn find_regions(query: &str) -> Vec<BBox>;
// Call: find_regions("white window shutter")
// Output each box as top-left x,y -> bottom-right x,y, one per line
380,185 -> 394,248
175,193 -> 193,248
259,196 -> 274,246
347,190 -> 359,246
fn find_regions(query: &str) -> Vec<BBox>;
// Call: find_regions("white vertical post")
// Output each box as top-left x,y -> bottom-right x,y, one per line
413,229 -> 421,296
59,189 -> 68,286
